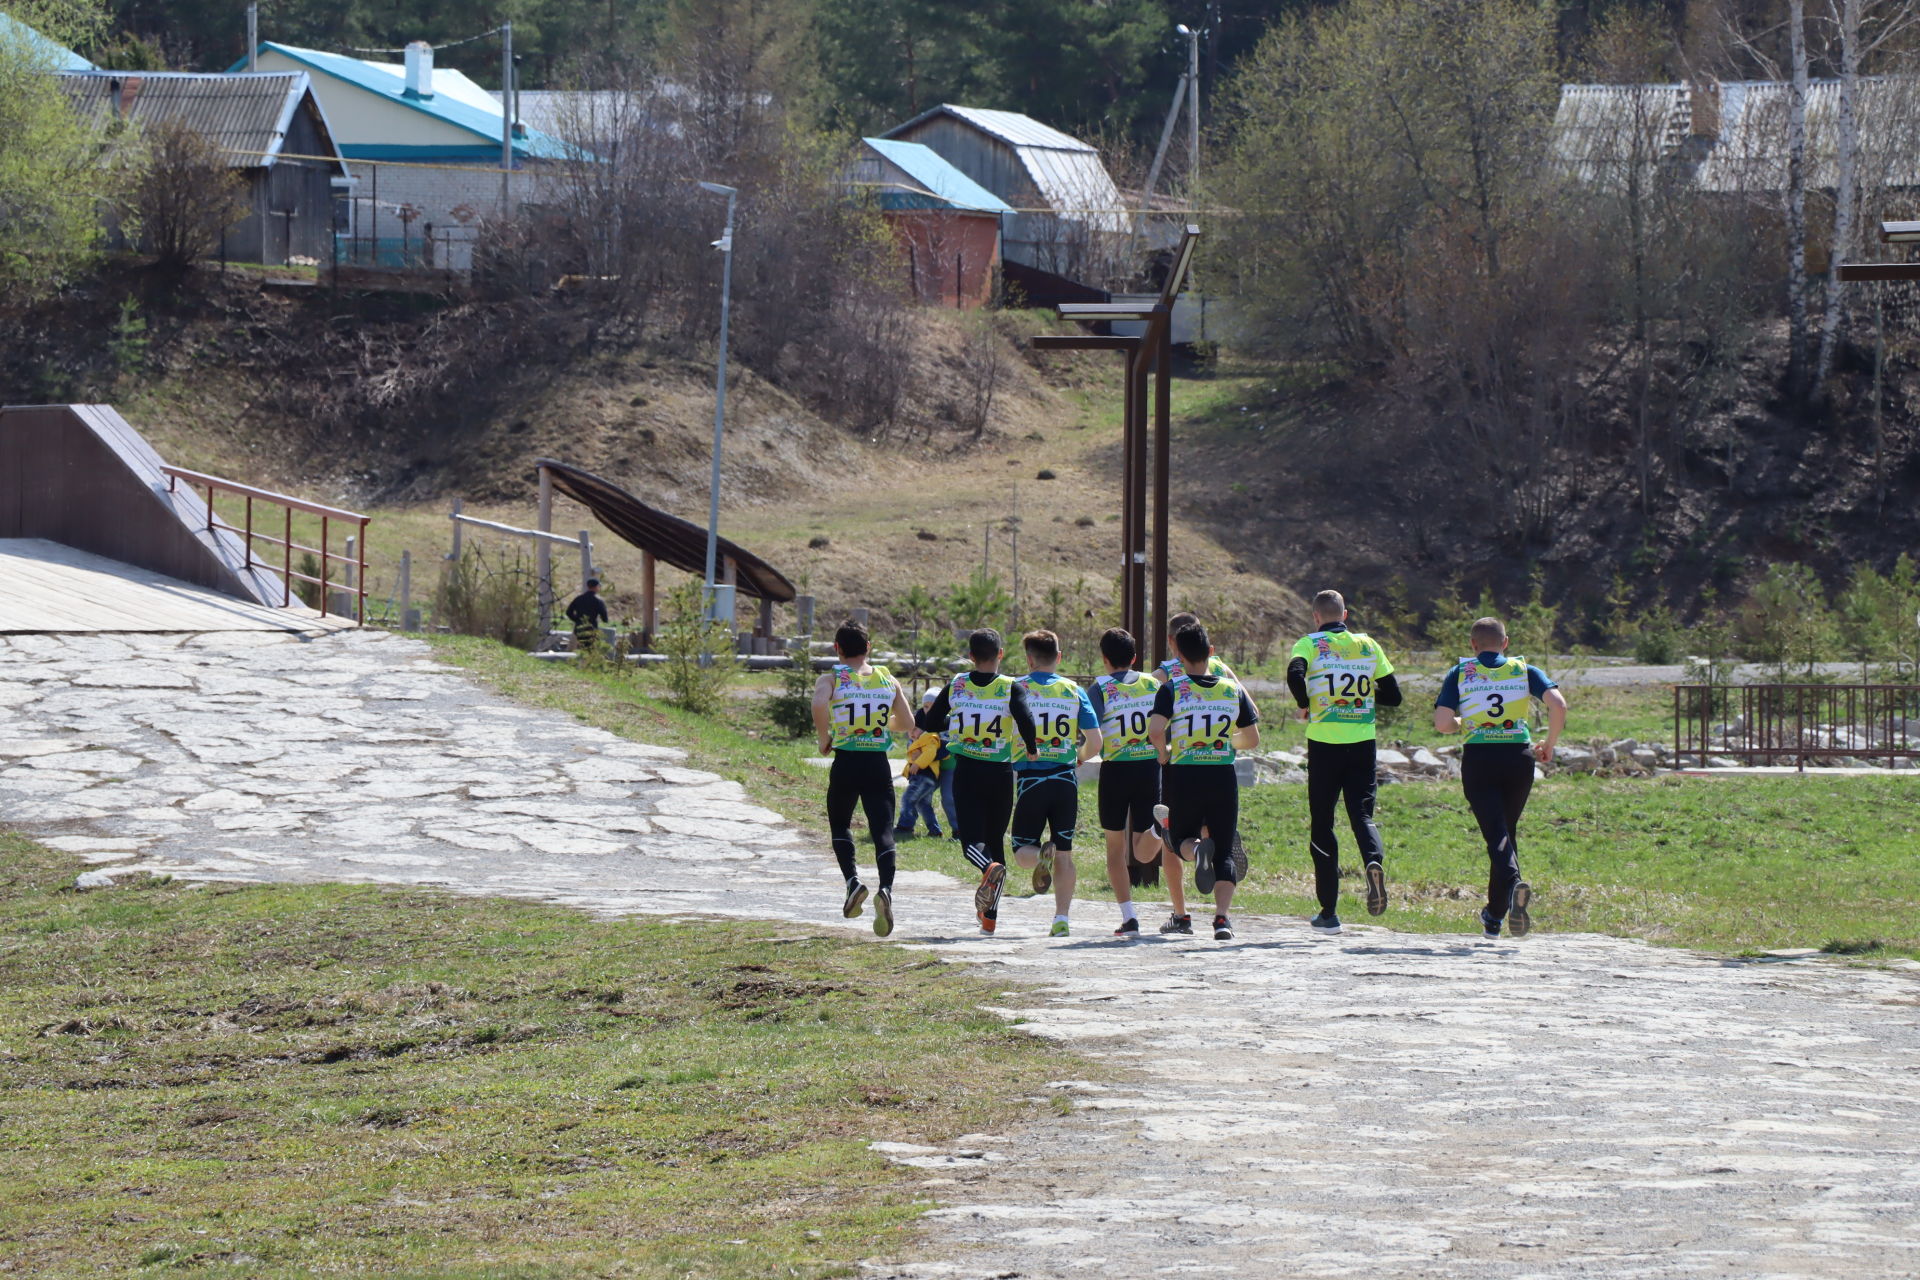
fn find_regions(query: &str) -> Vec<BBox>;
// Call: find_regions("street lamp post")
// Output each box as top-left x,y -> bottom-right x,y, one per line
697,181 -> 737,624
1176,22 -> 1201,191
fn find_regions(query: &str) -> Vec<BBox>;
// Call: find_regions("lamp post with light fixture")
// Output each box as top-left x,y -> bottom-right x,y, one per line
698,181 -> 737,626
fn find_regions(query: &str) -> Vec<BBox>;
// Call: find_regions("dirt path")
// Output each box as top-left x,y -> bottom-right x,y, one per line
6,631 -> 1918,1279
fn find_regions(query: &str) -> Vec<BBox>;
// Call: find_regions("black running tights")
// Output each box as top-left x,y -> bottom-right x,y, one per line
951,754 -> 1014,873
1306,739 -> 1383,916
826,750 -> 896,889
1460,745 -> 1534,918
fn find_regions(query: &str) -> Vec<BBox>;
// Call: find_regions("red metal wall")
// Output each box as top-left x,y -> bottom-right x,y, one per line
886,210 -> 1000,309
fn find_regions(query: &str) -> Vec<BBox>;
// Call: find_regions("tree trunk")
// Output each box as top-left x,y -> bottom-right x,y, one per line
1785,0 -> 1813,401
1815,0 -> 1863,397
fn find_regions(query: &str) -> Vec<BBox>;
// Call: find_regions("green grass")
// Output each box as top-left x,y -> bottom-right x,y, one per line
424,636 -> 1920,962
0,833 -> 1081,1278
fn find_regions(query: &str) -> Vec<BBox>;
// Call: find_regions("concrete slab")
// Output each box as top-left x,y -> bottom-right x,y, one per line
0,539 -> 350,633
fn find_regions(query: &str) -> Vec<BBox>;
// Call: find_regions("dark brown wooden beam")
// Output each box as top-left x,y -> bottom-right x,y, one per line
1837,262 -> 1920,281
1031,334 -> 1141,352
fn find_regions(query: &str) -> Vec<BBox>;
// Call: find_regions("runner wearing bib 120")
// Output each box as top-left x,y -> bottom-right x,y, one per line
1433,615 -> 1568,941
1149,622 -> 1260,942
1286,589 -> 1404,934
916,628 -> 1040,934
1010,630 -> 1102,938
811,620 -> 921,937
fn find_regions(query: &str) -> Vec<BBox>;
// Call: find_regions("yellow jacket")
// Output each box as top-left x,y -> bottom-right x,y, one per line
904,732 -> 941,777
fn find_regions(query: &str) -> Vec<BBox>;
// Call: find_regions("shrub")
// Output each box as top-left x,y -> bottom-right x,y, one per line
763,635 -> 817,739
434,544 -> 542,649
655,579 -> 738,714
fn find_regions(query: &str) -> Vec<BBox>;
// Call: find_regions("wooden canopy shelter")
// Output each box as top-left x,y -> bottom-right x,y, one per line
535,459 -> 796,639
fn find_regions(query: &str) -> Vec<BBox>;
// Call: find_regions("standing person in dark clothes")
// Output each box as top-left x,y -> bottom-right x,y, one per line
813,620 -> 920,937
565,579 -> 610,655
1149,623 -> 1261,941
917,628 -> 1040,935
1286,589 -> 1404,934
1432,616 -> 1569,940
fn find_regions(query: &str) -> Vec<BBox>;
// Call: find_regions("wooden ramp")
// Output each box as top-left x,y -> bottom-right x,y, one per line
0,539 -> 352,634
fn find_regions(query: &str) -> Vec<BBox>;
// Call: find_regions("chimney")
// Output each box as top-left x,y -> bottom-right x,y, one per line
404,41 -> 434,98
1688,80 -> 1721,141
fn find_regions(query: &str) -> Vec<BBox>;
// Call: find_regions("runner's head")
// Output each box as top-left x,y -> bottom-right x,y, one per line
1022,629 -> 1061,673
968,627 -> 1004,670
834,620 -> 870,660
1098,627 -> 1137,673
1470,616 -> 1508,655
586,578 -> 601,593
1311,589 -> 1346,627
1166,611 -> 1200,647
1174,622 -> 1212,674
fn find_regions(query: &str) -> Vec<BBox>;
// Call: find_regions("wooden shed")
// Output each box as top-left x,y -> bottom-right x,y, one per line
59,70 -> 349,266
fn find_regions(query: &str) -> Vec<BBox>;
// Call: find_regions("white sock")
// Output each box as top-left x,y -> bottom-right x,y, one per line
1053,913 -> 1070,924
1120,901 -> 1138,922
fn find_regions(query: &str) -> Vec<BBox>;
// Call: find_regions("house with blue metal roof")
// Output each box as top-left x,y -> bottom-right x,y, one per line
231,40 -> 572,269
850,137 -> 1009,309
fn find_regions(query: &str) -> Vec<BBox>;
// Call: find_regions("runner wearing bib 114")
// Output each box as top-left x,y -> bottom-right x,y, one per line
1286,589 -> 1404,934
1433,615 -> 1568,942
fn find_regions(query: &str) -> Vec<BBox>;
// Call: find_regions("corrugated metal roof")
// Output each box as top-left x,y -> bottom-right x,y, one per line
880,104 -> 1126,231
859,138 -> 1012,213
231,43 -> 574,161
914,104 -> 1096,153
57,71 -> 346,173
0,12 -> 97,70
1551,78 -> 1920,192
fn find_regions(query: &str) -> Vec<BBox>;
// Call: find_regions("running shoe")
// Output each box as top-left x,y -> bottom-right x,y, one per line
1112,917 -> 1140,937
1309,912 -> 1342,934
1158,913 -> 1193,936
1480,908 -> 1502,939
1193,837 -> 1217,894
842,879 -> 869,919
1031,841 -> 1055,896
1049,918 -> 1071,938
1364,861 -> 1388,916
1152,803 -> 1175,850
1213,914 -> 1234,941
872,887 -> 894,937
974,862 -> 1007,934
1509,882 -> 1533,938
1222,833 -> 1249,884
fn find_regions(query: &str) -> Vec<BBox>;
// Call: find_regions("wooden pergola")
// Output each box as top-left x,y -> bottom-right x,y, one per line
1032,224 -> 1201,668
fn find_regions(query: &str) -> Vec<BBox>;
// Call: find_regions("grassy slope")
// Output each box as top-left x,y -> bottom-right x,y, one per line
0,833 -> 1081,1278
429,637 -> 1920,961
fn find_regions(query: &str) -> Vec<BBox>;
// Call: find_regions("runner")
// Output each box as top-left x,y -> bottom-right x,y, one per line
1152,610 -> 1236,895
1432,616 -> 1568,939
1089,628 -> 1186,936
1156,610 -> 1234,682
1149,622 -> 1261,941
1011,630 -> 1102,937
1286,589 -> 1403,934
811,620 -> 920,937
917,628 -> 1041,934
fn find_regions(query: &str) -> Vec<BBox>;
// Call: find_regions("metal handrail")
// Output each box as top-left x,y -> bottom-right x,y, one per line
162,467 -> 370,623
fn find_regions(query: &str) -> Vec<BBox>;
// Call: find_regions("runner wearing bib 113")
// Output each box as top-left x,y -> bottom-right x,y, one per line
1433,615 -> 1568,942
1286,589 -> 1404,934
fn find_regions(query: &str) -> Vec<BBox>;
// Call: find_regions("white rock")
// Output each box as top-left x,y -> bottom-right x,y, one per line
1376,748 -> 1411,769
182,788 -> 263,812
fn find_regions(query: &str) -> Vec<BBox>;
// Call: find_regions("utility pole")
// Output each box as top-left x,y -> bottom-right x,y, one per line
1184,22 -> 1201,193
246,4 -> 257,69
500,21 -> 513,215
697,182 -> 738,622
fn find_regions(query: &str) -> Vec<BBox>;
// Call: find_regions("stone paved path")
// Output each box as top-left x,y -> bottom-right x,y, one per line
6,631 -> 1920,1279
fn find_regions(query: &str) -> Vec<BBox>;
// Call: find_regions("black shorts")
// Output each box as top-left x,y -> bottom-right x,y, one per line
1098,757 -> 1162,833
1162,763 -> 1241,879
1012,768 -> 1078,851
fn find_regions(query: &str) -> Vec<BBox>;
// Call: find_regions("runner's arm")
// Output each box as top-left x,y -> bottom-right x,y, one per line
1432,668 -> 1463,734
811,673 -> 835,754
1375,674 -> 1403,706
1232,687 -> 1260,750
1535,687 -> 1569,763
889,685 -> 918,747
1148,682 -> 1175,765
1008,682 -> 1040,756
1078,727 -> 1104,763
1285,657 -> 1310,707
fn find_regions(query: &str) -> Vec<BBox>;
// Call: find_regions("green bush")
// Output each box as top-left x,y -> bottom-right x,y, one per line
434,544 -> 542,649
655,579 -> 738,714
763,635 -> 817,739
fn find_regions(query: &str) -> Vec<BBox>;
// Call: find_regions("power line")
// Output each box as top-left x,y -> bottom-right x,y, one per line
343,26 -> 505,56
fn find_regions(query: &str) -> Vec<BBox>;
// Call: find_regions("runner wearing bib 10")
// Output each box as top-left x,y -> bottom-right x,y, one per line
1090,629 -> 1184,937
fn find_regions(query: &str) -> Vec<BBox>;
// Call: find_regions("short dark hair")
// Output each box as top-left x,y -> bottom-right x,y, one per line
968,628 -> 1002,662
1023,629 -> 1059,663
1470,616 -> 1506,650
835,620 -> 870,657
1312,589 -> 1344,619
1167,611 -> 1200,638
586,578 -> 601,589
1099,627 -> 1137,668
1174,623 -> 1211,664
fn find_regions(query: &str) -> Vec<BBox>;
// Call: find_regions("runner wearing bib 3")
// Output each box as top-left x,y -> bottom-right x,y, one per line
1149,622 -> 1261,942
811,620 -> 920,937
916,628 -> 1040,934
1286,590 -> 1404,932
1434,615 -> 1568,941
1010,631 -> 1102,937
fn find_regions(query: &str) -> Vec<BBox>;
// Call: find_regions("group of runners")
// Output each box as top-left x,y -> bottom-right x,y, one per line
810,590 -> 1569,942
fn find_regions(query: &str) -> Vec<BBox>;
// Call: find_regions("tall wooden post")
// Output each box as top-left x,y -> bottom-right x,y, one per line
1151,309 -> 1173,669
535,465 -> 553,626
640,549 -> 657,643
1120,346 -> 1138,646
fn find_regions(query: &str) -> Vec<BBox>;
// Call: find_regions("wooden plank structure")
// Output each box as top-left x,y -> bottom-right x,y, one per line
0,538 -> 350,633
1032,225 -> 1201,667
